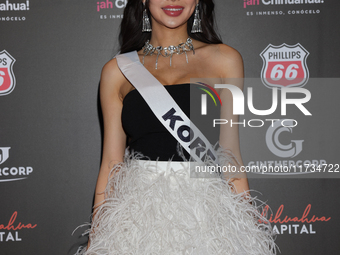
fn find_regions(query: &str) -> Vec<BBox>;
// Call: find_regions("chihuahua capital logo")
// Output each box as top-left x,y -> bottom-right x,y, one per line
260,43 -> 309,88
0,50 -> 16,96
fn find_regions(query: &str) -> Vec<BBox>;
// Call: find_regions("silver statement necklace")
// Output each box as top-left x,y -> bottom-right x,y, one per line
142,38 -> 195,69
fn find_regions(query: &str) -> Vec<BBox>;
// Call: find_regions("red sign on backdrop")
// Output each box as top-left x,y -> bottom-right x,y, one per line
260,43 -> 309,88
0,50 -> 16,96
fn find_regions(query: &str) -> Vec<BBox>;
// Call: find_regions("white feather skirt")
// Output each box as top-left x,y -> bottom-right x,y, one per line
76,153 -> 277,255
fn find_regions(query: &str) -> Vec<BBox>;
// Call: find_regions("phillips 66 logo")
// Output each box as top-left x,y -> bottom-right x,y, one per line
260,43 -> 309,88
0,50 -> 16,96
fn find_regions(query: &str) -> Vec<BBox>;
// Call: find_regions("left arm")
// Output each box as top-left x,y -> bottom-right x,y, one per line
215,44 -> 249,194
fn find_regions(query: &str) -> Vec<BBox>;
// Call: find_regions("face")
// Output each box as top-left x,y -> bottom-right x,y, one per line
146,0 -> 197,29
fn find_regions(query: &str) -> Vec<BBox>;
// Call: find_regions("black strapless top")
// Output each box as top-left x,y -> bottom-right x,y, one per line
122,84 -> 220,161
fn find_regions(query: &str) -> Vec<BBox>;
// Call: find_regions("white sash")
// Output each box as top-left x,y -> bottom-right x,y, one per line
116,51 -> 218,164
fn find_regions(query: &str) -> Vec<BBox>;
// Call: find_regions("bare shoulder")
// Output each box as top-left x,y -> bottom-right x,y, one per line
203,44 -> 244,79
217,44 -> 244,83
100,58 -> 129,101
101,58 -> 125,88
216,44 -> 243,67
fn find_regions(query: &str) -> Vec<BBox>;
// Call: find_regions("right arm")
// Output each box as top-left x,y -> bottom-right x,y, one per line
93,58 -> 127,216
86,59 -> 127,250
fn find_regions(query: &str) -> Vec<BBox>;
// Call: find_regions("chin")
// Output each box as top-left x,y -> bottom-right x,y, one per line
155,15 -> 188,29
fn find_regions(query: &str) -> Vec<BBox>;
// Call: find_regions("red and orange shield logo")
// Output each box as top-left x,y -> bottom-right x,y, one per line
260,43 -> 309,88
0,50 -> 16,96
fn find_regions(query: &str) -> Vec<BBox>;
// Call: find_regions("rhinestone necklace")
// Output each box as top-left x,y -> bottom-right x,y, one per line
142,38 -> 195,69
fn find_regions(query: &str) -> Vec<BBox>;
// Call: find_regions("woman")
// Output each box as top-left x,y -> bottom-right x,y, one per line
77,0 -> 277,254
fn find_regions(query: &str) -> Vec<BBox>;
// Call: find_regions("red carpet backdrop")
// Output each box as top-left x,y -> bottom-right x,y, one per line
1,0 -> 339,254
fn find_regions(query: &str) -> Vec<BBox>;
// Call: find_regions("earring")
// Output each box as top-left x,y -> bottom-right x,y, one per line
191,3 -> 202,33
142,2 -> 152,32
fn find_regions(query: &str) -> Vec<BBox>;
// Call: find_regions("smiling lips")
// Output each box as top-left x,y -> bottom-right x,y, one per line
162,5 -> 184,17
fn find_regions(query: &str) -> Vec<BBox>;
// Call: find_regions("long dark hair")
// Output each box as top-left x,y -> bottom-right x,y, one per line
119,0 -> 222,53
